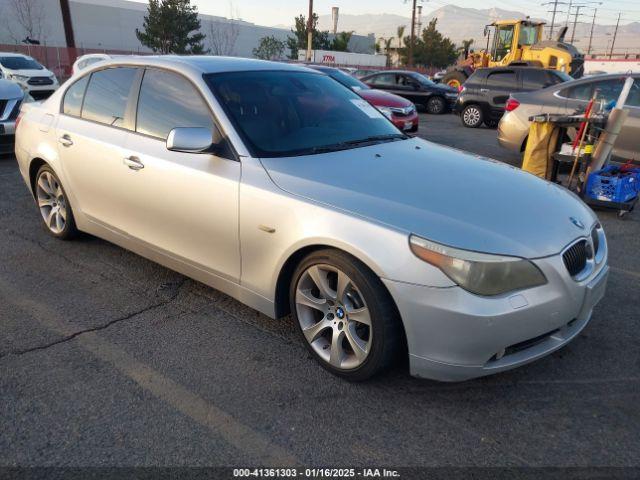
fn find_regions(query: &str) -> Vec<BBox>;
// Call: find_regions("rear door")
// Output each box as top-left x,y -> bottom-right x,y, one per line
483,69 -> 518,114
56,66 -> 140,229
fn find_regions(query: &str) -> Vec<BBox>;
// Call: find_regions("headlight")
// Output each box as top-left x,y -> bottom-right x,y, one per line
445,92 -> 458,98
377,106 -> 393,120
9,74 -> 29,82
409,235 -> 547,296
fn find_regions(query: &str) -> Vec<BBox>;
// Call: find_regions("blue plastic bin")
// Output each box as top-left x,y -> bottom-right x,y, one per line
585,166 -> 639,203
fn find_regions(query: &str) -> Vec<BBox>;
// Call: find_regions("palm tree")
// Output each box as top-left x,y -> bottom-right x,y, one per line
382,37 -> 394,67
397,25 -> 406,49
460,38 -> 474,58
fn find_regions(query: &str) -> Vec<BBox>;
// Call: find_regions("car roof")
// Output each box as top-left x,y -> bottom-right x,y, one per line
98,55 -> 314,75
0,52 -> 30,58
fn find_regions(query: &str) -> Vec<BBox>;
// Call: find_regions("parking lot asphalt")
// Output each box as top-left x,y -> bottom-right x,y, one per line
1,112 -> 639,470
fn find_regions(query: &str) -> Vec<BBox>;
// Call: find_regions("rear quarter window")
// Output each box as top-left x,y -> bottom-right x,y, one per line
62,75 -> 89,117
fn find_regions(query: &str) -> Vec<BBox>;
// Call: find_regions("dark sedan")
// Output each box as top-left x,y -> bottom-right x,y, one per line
360,70 -> 459,114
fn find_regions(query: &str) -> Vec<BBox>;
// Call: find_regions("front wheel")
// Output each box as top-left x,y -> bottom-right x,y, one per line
35,165 -> 78,240
426,96 -> 446,115
290,249 -> 403,381
461,104 -> 484,128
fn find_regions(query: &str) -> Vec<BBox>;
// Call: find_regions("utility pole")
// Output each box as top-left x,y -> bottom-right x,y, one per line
587,8 -> 597,55
609,12 -> 620,59
570,5 -> 583,43
59,0 -> 76,48
408,0 -> 417,67
565,0 -> 572,25
306,0 -> 313,62
542,0 -> 566,39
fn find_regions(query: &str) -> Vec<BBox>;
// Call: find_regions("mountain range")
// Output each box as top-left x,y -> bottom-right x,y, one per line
314,5 -> 640,55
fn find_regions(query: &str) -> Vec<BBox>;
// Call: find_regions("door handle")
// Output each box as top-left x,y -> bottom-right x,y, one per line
123,156 -> 144,171
480,88 -> 489,93
58,134 -> 73,147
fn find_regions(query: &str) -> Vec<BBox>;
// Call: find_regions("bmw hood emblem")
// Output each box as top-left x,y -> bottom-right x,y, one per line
336,307 -> 345,319
570,217 -> 585,229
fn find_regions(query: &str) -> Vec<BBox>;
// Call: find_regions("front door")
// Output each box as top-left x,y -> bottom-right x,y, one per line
117,68 -> 241,282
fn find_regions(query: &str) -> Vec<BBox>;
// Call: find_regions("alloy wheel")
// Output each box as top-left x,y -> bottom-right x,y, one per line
295,264 -> 372,370
463,106 -> 482,127
427,97 -> 445,114
36,171 -> 67,234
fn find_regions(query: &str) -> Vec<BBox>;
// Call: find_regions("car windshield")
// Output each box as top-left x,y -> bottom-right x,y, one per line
0,56 -> 43,70
205,70 -> 405,158
325,69 -> 370,91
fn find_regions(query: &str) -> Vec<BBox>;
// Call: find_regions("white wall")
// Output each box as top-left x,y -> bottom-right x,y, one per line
0,0 -> 374,58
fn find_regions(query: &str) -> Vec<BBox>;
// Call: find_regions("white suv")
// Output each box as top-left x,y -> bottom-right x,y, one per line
0,53 -> 59,100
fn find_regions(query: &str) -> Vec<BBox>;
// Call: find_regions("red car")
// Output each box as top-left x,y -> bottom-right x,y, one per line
308,65 -> 419,133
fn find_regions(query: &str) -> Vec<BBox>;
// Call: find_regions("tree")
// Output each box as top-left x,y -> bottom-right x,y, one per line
2,0 -> 47,44
331,31 -> 353,52
253,36 -> 285,60
286,13 -> 330,60
459,38 -> 474,58
399,19 -> 458,69
208,2 -> 239,56
396,25 -> 406,49
136,0 -> 207,54
380,37 -> 394,67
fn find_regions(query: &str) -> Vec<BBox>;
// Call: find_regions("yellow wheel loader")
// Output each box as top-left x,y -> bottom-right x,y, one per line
442,20 -> 584,89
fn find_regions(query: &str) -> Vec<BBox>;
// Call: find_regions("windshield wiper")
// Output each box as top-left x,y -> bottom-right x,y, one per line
342,134 -> 407,147
307,134 -> 407,155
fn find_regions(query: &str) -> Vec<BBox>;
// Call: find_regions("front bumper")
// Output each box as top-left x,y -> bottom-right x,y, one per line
383,253 -> 609,382
0,121 -> 16,155
391,111 -> 419,132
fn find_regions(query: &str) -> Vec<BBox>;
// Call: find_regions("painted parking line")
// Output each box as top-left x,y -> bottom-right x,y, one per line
0,276 -> 299,466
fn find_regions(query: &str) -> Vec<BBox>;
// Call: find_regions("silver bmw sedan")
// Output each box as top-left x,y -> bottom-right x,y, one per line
14,56 -> 608,381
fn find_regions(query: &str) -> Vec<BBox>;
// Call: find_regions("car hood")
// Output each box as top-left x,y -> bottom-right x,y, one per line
260,137 -> 596,258
357,89 -> 413,108
5,68 -> 52,77
432,84 -> 458,94
0,79 -> 23,99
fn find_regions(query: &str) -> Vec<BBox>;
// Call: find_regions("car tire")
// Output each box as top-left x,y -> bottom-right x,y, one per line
34,165 -> 78,240
461,104 -> 484,128
426,96 -> 446,115
290,249 -> 403,381
484,118 -> 499,128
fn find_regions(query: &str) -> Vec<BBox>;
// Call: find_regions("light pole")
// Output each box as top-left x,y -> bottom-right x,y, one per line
587,8 -> 597,55
609,12 -> 621,59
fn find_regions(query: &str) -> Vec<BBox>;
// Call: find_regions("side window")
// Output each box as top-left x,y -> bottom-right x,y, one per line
546,71 -> 568,86
486,70 -> 517,89
136,69 -> 214,140
370,74 -> 396,86
592,79 -> 625,104
62,75 -> 89,117
521,69 -> 549,90
82,67 -> 137,128
626,81 -> 640,107
559,82 -> 593,100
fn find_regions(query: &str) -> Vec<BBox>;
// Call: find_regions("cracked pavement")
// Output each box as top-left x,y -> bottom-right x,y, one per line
1,113 -> 639,468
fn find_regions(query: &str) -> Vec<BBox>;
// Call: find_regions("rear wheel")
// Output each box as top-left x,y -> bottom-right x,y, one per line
461,104 -> 484,128
426,96 -> 446,115
290,249 -> 402,381
35,165 -> 78,240
484,118 -> 499,128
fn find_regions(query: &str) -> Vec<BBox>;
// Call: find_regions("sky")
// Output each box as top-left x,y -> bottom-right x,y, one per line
130,0 -> 640,27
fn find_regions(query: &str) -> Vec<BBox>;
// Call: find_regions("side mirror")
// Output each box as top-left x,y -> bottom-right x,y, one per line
167,127 -> 214,153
